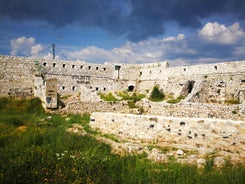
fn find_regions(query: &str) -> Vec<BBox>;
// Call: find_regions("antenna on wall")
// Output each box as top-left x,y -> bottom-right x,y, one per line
52,43 -> 55,60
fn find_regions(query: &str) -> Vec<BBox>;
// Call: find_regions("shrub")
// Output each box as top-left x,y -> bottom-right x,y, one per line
98,92 -> 118,102
117,91 -> 145,102
131,93 -> 145,102
149,85 -> 165,102
117,91 -> 132,100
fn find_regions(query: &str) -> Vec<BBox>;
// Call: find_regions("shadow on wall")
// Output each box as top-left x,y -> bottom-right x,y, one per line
57,93 -> 66,109
180,80 -> 195,97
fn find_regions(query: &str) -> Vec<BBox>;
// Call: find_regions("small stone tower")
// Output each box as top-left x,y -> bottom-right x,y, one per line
45,78 -> 57,109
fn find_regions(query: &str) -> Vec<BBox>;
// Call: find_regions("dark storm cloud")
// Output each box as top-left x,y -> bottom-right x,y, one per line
1,0 -> 245,41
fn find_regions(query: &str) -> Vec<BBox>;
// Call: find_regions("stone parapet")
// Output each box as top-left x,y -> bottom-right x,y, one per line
138,101 -> 245,121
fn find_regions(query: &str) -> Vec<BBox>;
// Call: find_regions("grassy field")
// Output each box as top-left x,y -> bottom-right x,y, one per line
0,97 -> 245,183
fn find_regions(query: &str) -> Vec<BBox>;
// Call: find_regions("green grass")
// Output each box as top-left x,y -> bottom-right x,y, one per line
167,95 -> 185,104
1,97 -> 245,183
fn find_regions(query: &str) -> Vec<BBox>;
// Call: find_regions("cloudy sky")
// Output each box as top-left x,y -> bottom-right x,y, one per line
0,0 -> 245,66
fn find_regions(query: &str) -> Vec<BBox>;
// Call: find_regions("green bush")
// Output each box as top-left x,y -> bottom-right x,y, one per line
149,85 -> 165,102
117,91 -> 145,102
131,92 -> 145,102
117,91 -> 132,100
98,92 -> 118,102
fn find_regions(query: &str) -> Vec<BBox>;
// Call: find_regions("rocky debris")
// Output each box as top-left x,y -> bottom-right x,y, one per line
47,116 -> 52,120
197,158 -> 206,168
213,157 -> 225,167
176,149 -> 184,155
148,148 -> 168,163
67,123 -> 245,167
186,155 -> 197,165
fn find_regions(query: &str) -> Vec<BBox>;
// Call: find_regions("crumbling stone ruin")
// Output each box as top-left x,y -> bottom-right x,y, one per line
0,55 -> 245,166
90,112 -> 245,166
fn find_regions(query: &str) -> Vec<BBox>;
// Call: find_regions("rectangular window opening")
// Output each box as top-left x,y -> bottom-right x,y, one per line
115,65 -> 121,70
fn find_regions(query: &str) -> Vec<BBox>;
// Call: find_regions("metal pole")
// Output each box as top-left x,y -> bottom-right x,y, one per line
52,43 -> 55,60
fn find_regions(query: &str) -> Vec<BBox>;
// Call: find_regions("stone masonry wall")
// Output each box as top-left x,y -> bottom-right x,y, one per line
0,55 -> 244,107
0,56 -> 36,98
90,112 -> 245,160
58,101 -> 134,115
137,61 -> 245,102
137,101 -> 245,121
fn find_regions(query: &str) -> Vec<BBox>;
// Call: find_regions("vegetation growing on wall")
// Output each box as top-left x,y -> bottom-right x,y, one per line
98,92 -> 118,102
117,91 -> 145,103
34,60 -> 47,78
98,91 -> 146,113
99,91 -> 145,107
224,99 -> 240,104
167,95 -> 185,104
149,85 -> 165,102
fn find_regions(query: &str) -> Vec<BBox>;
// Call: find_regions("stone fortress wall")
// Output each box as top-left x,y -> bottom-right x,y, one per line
1,55 -> 244,164
0,56 -> 35,98
137,60 -> 245,103
0,55 -> 244,111
0,55 -> 169,100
